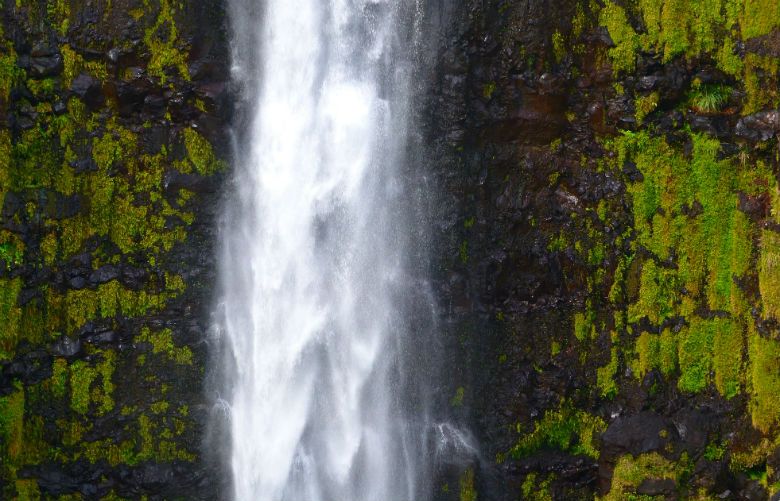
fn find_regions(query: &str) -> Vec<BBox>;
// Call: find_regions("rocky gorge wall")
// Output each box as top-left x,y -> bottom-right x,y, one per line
0,0 -> 230,498
424,0 -> 780,500
4,0 -> 780,500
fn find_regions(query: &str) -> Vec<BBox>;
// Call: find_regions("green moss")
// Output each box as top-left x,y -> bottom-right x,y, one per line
678,319 -> 715,393
136,412 -> 195,463
0,44 -> 23,101
451,387 -> 465,407
51,358 -> 68,398
712,319 -> 741,399
510,403 -> 605,459
150,401 -> 169,414
634,328 -> 677,379
95,351 -> 116,415
597,346 -> 619,398
628,261 -> 679,324
635,92 -> 659,123
142,0 -> 190,83
60,45 -> 107,87
740,0 -> 780,39
748,329 -> 780,432
459,468 -> 477,501
0,278 -> 23,360
547,232 -> 567,252
743,54 -> 779,115
759,231 -> 780,319
482,82 -> 496,100
459,240 -> 469,264
137,327 -> 193,365
607,128 -> 763,411
601,452 -> 690,501
69,360 -> 97,415
79,438 -> 135,467
521,473 -> 554,501
47,0 -> 70,34
600,2 -> 640,74
552,31 -> 566,63
183,127 -> 225,175
574,305 -> 596,341
15,479 -> 40,499
704,442 -> 726,461
0,383 -> 25,463
716,37 -> 743,76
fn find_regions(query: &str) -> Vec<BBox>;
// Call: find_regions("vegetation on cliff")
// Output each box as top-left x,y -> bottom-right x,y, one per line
0,0 -> 227,497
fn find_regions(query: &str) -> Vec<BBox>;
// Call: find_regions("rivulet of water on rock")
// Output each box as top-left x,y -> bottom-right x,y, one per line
216,1 -> 435,500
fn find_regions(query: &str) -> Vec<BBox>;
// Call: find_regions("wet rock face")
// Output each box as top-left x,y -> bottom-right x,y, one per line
0,0 -> 230,498
423,0 -> 780,500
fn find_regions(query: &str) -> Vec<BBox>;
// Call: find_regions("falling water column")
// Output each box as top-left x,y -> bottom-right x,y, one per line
218,1 -> 431,500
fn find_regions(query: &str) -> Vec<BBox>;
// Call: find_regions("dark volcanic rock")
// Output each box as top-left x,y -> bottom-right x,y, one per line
736,110 -> 780,141
30,54 -> 63,78
70,74 -> 105,109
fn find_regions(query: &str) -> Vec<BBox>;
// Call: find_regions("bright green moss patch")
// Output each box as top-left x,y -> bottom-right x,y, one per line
712,320 -> 742,399
69,360 -> 98,415
635,91 -> 659,123
511,403 -> 606,459
634,329 -> 677,379
597,346 -> 619,398
595,1 -> 780,112
600,452 -> 691,501
759,230 -> 780,319
137,327 -> 194,365
602,128 -> 772,416
142,0 -> 190,83
740,0 -> 780,39
574,304 -> 596,341
748,330 -> 780,432
628,260 -> 678,324
600,2 -> 639,74
68,351 -> 116,415
678,319 -> 716,393
183,127 -> 225,175
615,129 -> 754,314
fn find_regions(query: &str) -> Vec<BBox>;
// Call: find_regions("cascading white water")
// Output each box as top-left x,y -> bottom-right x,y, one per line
218,1 -> 430,500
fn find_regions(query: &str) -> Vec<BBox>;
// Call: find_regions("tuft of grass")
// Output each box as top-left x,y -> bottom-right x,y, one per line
688,83 -> 731,114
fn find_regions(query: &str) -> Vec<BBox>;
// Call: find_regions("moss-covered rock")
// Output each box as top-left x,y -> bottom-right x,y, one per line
0,0 -> 229,497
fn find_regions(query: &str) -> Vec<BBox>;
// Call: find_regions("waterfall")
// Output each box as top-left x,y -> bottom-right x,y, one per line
217,1 -> 433,500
